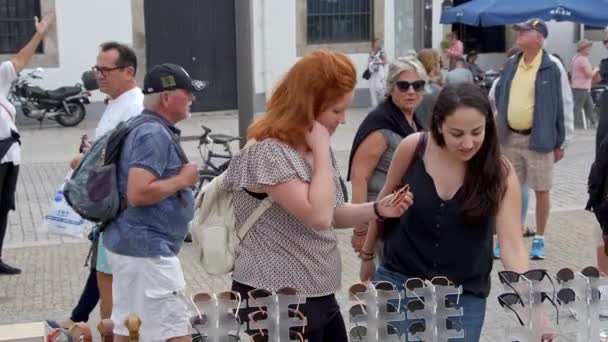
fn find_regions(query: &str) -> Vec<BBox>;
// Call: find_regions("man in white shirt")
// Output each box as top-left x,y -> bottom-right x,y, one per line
60,42 -> 143,326
0,13 -> 54,275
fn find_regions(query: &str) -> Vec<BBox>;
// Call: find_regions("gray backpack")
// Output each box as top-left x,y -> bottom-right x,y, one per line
64,113 -> 188,224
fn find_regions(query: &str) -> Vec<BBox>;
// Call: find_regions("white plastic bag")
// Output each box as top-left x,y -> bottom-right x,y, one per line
44,171 -> 92,239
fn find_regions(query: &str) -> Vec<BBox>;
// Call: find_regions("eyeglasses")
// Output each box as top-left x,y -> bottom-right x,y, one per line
395,80 -> 426,92
92,65 -> 127,77
497,293 -> 525,326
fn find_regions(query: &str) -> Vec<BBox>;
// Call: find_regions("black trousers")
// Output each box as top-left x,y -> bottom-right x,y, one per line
70,267 -> 100,322
0,162 -> 18,259
231,281 -> 348,342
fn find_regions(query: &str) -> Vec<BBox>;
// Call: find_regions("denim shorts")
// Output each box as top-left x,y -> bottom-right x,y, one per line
374,264 -> 486,342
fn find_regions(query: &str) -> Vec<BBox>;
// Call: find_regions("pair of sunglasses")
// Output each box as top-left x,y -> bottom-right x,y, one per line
248,287 -> 302,313
395,80 -> 426,92
350,281 -> 401,308
387,184 -> 411,206
349,324 -> 400,342
556,266 -> 605,283
248,309 -> 306,335
497,293 -> 525,326
247,330 -> 304,342
191,291 -> 243,324
498,269 -> 556,305
349,302 -> 399,321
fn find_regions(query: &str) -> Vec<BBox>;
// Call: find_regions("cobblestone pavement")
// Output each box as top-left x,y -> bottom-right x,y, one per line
0,113 -> 603,341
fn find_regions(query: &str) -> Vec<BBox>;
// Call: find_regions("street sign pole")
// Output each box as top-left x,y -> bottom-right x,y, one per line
235,0 -> 254,149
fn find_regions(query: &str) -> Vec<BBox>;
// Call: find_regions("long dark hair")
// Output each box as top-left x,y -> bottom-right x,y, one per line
430,83 -> 508,224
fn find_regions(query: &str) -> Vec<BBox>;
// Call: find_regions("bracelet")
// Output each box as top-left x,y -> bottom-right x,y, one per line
353,229 -> 367,237
358,252 -> 374,261
373,201 -> 385,221
360,249 -> 374,256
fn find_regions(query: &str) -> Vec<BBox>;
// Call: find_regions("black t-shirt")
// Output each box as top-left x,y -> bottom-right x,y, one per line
383,152 -> 494,298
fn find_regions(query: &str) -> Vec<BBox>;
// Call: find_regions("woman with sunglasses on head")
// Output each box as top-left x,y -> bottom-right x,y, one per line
222,50 -> 412,342
348,57 -> 427,256
0,13 -> 54,275
359,83 -> 543,341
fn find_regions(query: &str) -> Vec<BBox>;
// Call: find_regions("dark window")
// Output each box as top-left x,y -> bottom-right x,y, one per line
0,0 -> 42,54
451,0 -> 505,54
307,0 -> 373,44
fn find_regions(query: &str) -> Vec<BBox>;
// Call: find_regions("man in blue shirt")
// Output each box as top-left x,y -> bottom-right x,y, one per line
104,63 -> 205,341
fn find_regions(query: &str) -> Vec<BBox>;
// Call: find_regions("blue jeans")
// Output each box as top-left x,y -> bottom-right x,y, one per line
375,265 -> 486,342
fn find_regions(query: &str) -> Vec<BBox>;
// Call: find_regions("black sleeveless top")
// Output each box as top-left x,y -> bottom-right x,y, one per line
383,141 -> 494,298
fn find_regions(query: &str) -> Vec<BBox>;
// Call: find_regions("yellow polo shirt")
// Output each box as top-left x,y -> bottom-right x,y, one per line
507,51 -> 542,130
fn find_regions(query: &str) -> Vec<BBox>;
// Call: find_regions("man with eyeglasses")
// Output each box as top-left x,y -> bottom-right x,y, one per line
56,41 -> 143,329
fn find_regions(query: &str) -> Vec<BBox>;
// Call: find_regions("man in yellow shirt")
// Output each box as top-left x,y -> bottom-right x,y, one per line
493,19 -> 574,260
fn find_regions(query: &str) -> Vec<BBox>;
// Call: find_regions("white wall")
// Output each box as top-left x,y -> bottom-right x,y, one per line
253,0 -> 398,103
25,0 -> 134,101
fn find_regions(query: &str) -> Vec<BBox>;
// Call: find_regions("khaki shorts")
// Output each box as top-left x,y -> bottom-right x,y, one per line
503,133 -> 554,192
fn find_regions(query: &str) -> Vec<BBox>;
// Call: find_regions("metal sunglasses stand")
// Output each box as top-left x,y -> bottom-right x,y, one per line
349,285 -> 404,342
191,294 -> 245,342
246,291 -> 308,342
406,281 -> 464,341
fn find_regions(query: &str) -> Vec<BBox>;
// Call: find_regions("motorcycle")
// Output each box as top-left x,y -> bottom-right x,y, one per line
9,68 -> 94,127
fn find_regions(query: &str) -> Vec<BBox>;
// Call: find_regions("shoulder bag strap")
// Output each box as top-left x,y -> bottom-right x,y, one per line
236,197 -> 273,244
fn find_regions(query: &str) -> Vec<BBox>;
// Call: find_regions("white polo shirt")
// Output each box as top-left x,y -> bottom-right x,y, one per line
95,86 -> 144,139
0,61 -> 19,165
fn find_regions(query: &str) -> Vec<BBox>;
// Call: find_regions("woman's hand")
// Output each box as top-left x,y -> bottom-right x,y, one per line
305,121 -> 330,153
376,189 -> 414,218
360,259 -> 375,282
35,13 -> 55,37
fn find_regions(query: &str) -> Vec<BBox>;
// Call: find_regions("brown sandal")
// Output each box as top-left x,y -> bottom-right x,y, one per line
97,319 -> 115,342
125,314 -> 142,342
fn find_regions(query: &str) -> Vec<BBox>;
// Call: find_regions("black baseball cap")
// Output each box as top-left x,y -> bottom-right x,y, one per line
143,63 -> 207,94
513,18 -> 548,38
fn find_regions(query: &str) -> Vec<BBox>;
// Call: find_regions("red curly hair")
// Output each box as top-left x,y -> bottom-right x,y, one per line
248,49 -> 357,148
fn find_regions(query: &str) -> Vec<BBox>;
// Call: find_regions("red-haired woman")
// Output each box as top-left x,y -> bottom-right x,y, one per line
222,50 -> 412,341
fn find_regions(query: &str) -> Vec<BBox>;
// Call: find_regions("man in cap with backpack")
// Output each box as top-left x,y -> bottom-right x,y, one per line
102,63 -> 204,341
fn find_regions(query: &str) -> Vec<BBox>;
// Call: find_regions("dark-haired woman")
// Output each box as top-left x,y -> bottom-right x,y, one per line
360,83 -> 531,341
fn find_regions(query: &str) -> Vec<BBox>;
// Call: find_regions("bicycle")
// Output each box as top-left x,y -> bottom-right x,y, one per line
195,124 -> 241,196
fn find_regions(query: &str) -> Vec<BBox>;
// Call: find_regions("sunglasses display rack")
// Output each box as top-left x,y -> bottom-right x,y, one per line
498,275 -> 548,342
246,290 -> 307,342
497,267 -> 608,342
553,267 -> 608,341
405,280 -> 464,342
191,292 -> 245,342
348,283 -> 404,342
